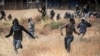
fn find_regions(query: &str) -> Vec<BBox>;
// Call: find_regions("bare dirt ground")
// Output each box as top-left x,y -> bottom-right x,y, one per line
0,9 -> 100,56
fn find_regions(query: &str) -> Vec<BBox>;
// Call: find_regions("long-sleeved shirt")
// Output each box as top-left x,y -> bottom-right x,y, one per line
6,25 -> 33,40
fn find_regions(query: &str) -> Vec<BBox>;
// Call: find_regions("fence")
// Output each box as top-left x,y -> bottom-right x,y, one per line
0,2 -> 98,11
0,2 -> 41,10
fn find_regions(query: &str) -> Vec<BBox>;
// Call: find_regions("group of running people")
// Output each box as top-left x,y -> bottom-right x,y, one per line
0,10 -> 35,53
0,4 -> 92,54
5,18 -> 35,53
60,18 -> 91,52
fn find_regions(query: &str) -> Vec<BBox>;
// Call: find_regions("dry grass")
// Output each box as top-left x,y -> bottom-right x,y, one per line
0,9 -> 100,56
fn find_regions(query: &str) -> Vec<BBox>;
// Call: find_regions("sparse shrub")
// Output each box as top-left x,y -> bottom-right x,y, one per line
50,21 -> 62,30
41,15 -> 49,22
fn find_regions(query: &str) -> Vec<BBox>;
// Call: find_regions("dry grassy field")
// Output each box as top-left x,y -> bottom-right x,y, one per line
0,9 -> 100,56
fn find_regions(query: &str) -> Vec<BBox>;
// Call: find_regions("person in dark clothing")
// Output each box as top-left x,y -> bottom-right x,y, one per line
82,5 -> 89,18
64,12 -> 74,19
0,10 -> 6,20
77,19 -> 91,39
5,18 -> 34,53
38,4 -> 46,18
7,14 -> 12,20
50,10 -> 55,19
83,5 -> 88,14
86,3 -> 90,13
56,13 -> 61,20
76,5 -> 80,11
64,12 -> 69,19
60,18 -> 79,52
71,14 -> 75,18
75,5 -> 81,17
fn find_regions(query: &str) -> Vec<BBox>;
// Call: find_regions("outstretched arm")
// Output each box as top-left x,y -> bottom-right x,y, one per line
38,8 -> 42,13
74,26 -> 80,35
22,26 -> 34,39
85,21 -> 91,27
60,23 -> 68,36
6,26 -> 13,38
77,23 -> 80,29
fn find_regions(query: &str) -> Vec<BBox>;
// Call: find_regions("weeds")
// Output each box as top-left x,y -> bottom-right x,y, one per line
49,21 -> 62,30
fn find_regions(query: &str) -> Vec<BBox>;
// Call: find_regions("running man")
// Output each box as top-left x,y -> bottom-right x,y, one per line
60,18 -> 80,52
50,10 -> 55,19
5,18 -> 34,53
38,4 -> 46,18
56,13 -> 61,20
77,19 -> 91,39
0,10 -> 6,20
28,18 -> 35,38
75,5 -> 81,17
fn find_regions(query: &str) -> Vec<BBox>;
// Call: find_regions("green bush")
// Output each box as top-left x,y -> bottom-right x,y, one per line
50,21 -> 62,29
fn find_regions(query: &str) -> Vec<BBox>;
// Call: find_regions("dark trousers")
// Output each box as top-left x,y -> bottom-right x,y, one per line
64,35 -> 73,52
